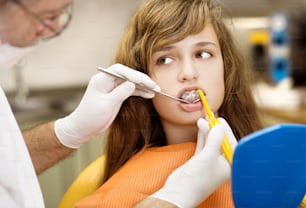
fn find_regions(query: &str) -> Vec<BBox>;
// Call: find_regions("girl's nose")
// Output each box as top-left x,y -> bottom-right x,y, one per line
178,61 -> 199,82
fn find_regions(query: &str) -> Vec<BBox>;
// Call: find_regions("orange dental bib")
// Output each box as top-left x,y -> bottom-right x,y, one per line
75,142 -> 234,208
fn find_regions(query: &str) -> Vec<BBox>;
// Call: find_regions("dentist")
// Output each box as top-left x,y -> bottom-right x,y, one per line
0,0 -> 158,207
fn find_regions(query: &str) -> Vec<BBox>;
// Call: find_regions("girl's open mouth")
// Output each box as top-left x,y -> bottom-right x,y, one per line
179,90 -> 200,104
178,89 -> 203,112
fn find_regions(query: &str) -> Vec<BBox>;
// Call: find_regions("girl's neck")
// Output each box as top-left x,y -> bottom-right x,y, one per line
162,122 -> 198,145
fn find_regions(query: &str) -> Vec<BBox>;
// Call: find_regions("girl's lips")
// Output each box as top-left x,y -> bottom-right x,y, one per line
179,99 -> 202,112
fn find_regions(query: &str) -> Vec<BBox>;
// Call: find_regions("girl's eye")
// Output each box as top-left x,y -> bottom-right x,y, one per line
197,51 -> 211,59
156,56 -> 173,65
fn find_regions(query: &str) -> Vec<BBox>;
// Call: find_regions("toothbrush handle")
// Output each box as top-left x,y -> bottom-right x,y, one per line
221,135 -> 233,164
196,89 -> 233,164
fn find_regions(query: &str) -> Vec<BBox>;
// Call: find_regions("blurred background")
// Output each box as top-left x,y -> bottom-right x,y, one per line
0,0 -> 306,207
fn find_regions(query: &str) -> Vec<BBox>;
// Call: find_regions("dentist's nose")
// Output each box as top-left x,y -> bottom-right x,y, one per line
178,61 -> 199,82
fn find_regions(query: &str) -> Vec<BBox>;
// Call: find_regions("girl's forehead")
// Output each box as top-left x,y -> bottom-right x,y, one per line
153,23 -> 219,51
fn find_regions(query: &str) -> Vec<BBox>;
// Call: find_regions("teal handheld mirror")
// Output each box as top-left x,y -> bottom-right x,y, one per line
232,124 -> 306,207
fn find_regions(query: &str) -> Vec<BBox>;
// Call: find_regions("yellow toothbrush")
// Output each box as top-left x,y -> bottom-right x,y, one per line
196,89 -> 233,164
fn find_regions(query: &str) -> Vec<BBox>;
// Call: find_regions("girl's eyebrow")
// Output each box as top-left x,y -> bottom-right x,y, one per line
156,46 -> 174,52
156,41 -> 218,52
195,41 -> 218,48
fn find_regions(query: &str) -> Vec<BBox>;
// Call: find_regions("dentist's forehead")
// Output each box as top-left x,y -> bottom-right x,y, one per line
21,0 -> 72,12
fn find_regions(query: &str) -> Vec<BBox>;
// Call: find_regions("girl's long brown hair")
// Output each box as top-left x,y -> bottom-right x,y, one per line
103,0 -> 261,182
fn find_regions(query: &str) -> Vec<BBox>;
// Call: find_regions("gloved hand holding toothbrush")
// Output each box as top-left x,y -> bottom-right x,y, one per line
54,64 -> 159,148
150,117 -> 237,208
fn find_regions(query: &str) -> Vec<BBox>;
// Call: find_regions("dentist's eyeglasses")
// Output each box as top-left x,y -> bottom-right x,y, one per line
12,0 -> 73,40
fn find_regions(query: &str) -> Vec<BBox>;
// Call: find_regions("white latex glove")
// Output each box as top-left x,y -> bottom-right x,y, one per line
150,117 -> 237,208
54,64 -> 160,148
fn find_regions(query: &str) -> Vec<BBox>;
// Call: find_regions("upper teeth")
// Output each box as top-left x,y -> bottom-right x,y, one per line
180,90 -> 200,103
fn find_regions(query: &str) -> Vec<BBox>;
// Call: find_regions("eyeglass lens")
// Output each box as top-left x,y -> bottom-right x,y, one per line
41,4 -> 73,40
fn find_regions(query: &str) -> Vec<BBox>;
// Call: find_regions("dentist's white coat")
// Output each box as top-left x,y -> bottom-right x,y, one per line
0,86 -> 44,207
